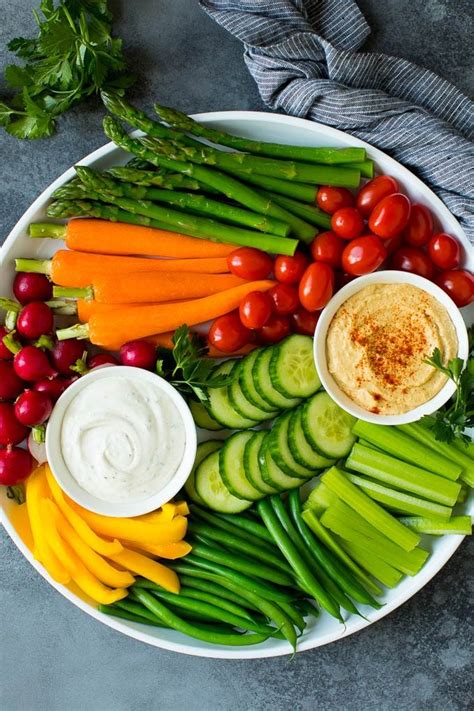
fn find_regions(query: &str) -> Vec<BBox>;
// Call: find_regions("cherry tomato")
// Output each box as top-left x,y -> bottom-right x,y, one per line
356,175 -> 399,217
435,270 -> 474,307
334,271 -> 356,291
290,307 -> 319,336
227,247 -> 273,280
404,204 -> 434,247
428,233 -> 461,270
382,233 -> 403,255
268,283 -> 299,315
342,236 -> 387,276
298,263 -> 334,312
239,291 -> 273,329
331,208 -> 364,240
257,314 -> 290,344
369,193 -> 411,238
310,231 -> 345,268
209,311 -> 251,353
391,246 -> 434,279
316,186 -> 354,214
274,252 -> 309,284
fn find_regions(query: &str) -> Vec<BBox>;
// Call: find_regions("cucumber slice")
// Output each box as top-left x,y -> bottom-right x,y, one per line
229,363 -> 274,422
288,408 -> 335,469
243,431 -> 279,495
207,360 -> 257,429
189,400 -> 222,430
184,440 -> 222,504
259,438 -> 304,491
239,349 -> 278,413
302,391 -> 356,458
219,431 -> 263,501
252,349 -> 301,410
267,410 -> 314,479
195,450 -> 252,513
270,335 -> 321,398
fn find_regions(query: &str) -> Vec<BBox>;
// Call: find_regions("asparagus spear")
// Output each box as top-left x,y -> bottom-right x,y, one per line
45,199 -> 298,256
103,117 -> 316,242
71,167 -> 291,237
222,171 -> 318,203
106,167 -> 203,190
261,191 -> 332,230
154,102 -> 366,165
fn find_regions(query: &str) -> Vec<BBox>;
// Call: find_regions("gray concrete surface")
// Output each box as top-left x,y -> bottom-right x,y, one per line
1,1 -> 473,709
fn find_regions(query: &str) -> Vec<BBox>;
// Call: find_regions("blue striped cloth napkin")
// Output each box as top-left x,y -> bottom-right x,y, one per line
199,0 -> 474,244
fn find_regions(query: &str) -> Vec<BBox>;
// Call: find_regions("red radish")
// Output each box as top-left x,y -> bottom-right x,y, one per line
33,376 -> 71,402
0,446 -> 33,485
0,402 -> 28,445
88,353 -> 119,369
15,390 -> 52,427
13,272 -> 52,305
27,431 -> 47,464
0,361 -> 24,401
17,302 -> 54,339
120,340 -> 156,370
14,346 -> 57,382
0,326 -> 13,360
51,339 -> 86,375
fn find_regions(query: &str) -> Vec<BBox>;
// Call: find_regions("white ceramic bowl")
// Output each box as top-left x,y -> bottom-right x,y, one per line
1,111 -> 473,658
45,366 -> 197,517
314,271 -> 469,425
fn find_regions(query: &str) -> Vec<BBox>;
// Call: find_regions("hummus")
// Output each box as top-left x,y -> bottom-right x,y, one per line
326,283 -> 458,415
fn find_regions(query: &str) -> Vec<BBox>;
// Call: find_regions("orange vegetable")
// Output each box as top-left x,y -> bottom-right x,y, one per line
107,548 -> 180,593
84,280 -> 275,348
50,250 -> 229,287
65,219 -> 235,258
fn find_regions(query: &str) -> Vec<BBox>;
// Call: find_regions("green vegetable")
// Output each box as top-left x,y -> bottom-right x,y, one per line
222,171 -> 318,203
265,191 -> 332,229
397,516 -> 472,536
106,167 -> 208,191
1,1 -> 133,139
198,509 -> 276,546
338,540 -> 403,588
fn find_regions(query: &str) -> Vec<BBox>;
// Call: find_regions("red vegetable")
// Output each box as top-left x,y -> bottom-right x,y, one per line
331,208 -> 364,240
0,361 -> 24,401
239,291 -> 273,330
435,270 -> 474,307
119,340 -> 157,370
298,263 -> 334,312
13,272 -> 52,305
209,312 -> 252,353
369,194 -> 411,238
0,446 -> 33,485
290,307 -> 319,336
258,314 -> 290,344
88,353 -> 119,369
227,247 -> 273,281
404,204 -> 434,247
391,246 -> 434,280
268,283 -> 299,315
342,235 -> 387,276
316,186 -> 354,214
274,252 -> 309,284
310,231 -> 345,268
0,326 -> 13,360
428,233 -> 461,270
356,176 -> 399,217
14,346 -> 57,382
17,302 -> 54,340
51,339 -> 86,375
0,402 -> 28,445
14,390 -> 52,427
34,376 -> 71,402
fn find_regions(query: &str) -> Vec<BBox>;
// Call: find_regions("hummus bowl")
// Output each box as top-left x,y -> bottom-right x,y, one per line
314,271 -> 469,426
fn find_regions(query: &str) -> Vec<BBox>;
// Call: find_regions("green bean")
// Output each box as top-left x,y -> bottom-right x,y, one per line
211,511 -> 276,544
189,540 -> 295,587
178,587 -> 256,622
159,568 -> 258,611
99,603 -> 165,627
190,505 -> 276,550
294,599 -> 320,618
288,490 -> 382,609
133,589 -> 272,647
278,601 -> 305,634
258,498 -> 343,622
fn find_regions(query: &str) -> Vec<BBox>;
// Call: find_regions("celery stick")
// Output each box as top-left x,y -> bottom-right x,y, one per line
346,472 -> 452,520
453,438 -> 474,460
321,506 -> 429,575
398,516 -> 472,536
457,485 -> 468,504
303,481 -> 339,515
346,444 -> 461,506
338,539 -> 403,588
353,420 -> 461,481
301,509 -> 383,596
321,467 -> 420,551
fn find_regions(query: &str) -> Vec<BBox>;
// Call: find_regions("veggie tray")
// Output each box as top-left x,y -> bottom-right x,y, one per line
1,107 -> 473,659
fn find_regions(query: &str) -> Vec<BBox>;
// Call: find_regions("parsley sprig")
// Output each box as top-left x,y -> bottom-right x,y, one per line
1,0 -> 134,139
156,325 -> 231,403
424,326 -> 474,444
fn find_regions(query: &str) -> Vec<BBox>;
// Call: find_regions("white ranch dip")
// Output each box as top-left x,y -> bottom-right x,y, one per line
60,374 -> 186,503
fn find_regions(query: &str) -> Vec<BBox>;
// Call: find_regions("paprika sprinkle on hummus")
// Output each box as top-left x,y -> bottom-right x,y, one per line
326,283 -> 458,415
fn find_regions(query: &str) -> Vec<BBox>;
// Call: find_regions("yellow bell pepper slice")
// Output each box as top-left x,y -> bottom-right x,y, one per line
108,548 -> 180,593
174,501 -> 190,516
25,466 -> 70,584
48,500 -> 135,589
40,499 -> 128,605
45,465 -> 123,556
9,502 -> 34,552
123,540 -> 192,559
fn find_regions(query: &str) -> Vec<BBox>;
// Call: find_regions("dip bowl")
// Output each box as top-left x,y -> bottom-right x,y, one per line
314,271 -> 469,426
45,366 -> 197,517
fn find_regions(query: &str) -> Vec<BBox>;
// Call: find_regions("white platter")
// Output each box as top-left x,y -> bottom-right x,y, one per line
1,111 -> 473,659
